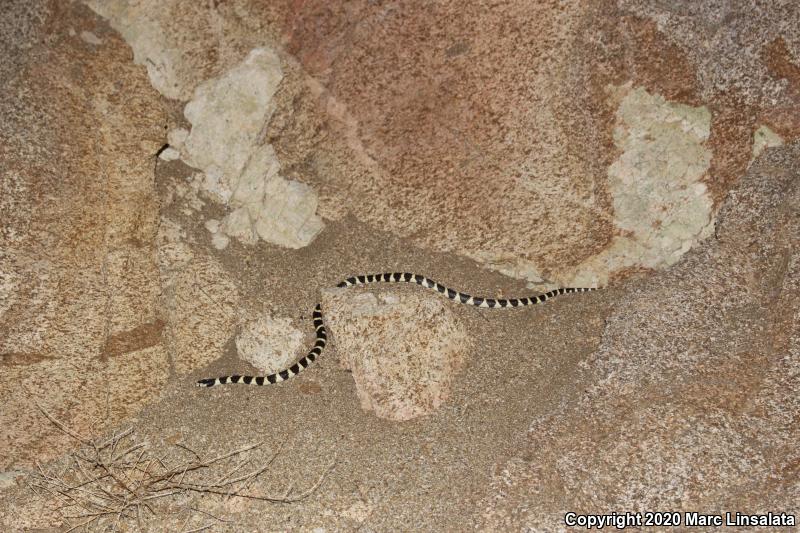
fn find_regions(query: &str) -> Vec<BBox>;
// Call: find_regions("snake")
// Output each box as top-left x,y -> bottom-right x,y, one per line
196,273 -> 596,388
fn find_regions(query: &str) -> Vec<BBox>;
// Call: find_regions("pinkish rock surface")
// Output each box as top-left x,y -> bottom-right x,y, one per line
76,0 -> 800,287
278,0 -> 800,286
0,1 -> 167,469
0,1 -> 240,471
479,144 -> 800,529
321,288 -> 470,421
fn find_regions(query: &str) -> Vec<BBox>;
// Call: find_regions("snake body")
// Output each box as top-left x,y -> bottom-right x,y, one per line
196,273 -> 596,388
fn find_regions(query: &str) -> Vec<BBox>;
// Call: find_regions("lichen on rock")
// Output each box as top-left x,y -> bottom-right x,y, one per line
573,84 -> 715,285
752,124 -> 784,161
181,48 -> 283,200
479,143 -> 800,529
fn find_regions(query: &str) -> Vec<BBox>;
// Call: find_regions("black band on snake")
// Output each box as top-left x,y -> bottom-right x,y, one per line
196,273 -> 596,388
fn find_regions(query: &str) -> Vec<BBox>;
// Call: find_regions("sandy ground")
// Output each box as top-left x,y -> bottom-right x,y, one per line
149,223 -> 611,531
1,157 -> 614,532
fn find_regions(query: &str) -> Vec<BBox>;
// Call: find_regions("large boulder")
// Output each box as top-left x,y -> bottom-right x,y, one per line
82,0 -> 800,287
479,143 -> 800,530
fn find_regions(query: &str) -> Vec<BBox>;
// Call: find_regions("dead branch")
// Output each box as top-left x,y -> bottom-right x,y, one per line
26,408 -> 332,532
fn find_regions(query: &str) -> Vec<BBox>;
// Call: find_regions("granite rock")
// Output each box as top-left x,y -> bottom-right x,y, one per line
156,218 -> 239,376
479,143 -> 800,529
0,1 -> 167,469
321,289 -> 470,421
235,314 -> 305,375
2,0 -> 798,522
82,0 -> 799,283
178,47 -> 324,249
279,0 -> 799,285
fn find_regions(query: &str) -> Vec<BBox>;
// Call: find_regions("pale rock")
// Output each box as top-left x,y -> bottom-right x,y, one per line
157,147 -> 180,161
178,48 -> 325,248
252,178 -> 325,249
79,30 -> 102,46
167,127 -> 189,150
321,288 -> 470,421
221,206 -> 257,245
83,0 -> 186,99
182,48 -> 282,192
751,124 -> 784,162
573,85 -> 714,285
211,232 -> 230,250
236,314 -> 305,374
204,219 -> 220,234
231,144 -> 282,207
204,219 -> 230,250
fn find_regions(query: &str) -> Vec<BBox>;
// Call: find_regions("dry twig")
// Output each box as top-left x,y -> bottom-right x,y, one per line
26,404 -> 335,531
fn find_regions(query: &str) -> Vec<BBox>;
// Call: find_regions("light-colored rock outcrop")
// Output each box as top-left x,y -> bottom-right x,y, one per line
752,124 -> 784,161
174,47 -> 324,249
82,0 -> 258,101
571,84 -> 714,284
180,47 -> 283,204
84,1 -> 326,250
321,289 -> 470,421
235,314 -> 305,375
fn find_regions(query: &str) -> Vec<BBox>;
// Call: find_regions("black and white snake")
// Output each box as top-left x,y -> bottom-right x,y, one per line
196,273 -> 596,388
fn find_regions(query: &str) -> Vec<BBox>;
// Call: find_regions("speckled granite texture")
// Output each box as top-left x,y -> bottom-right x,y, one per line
1,0 -> 797,530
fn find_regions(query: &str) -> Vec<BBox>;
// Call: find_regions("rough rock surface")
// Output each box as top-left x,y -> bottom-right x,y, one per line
752,124 -> 785,161
0,1 -> 168,470
1,0 -> 798,529
0,2 -> 244,470
235,314 -> 305,374
321,288 -> 470,421
155,217 -> 240,376
180,47 -> 284,203
174,47 -> 324,249
573,84 -> 715,282
479,144 -> 800,530
82,0 -> 268,101
279,0 -> 800,285
81,0 -> 799,286
85,0 -> 326,251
